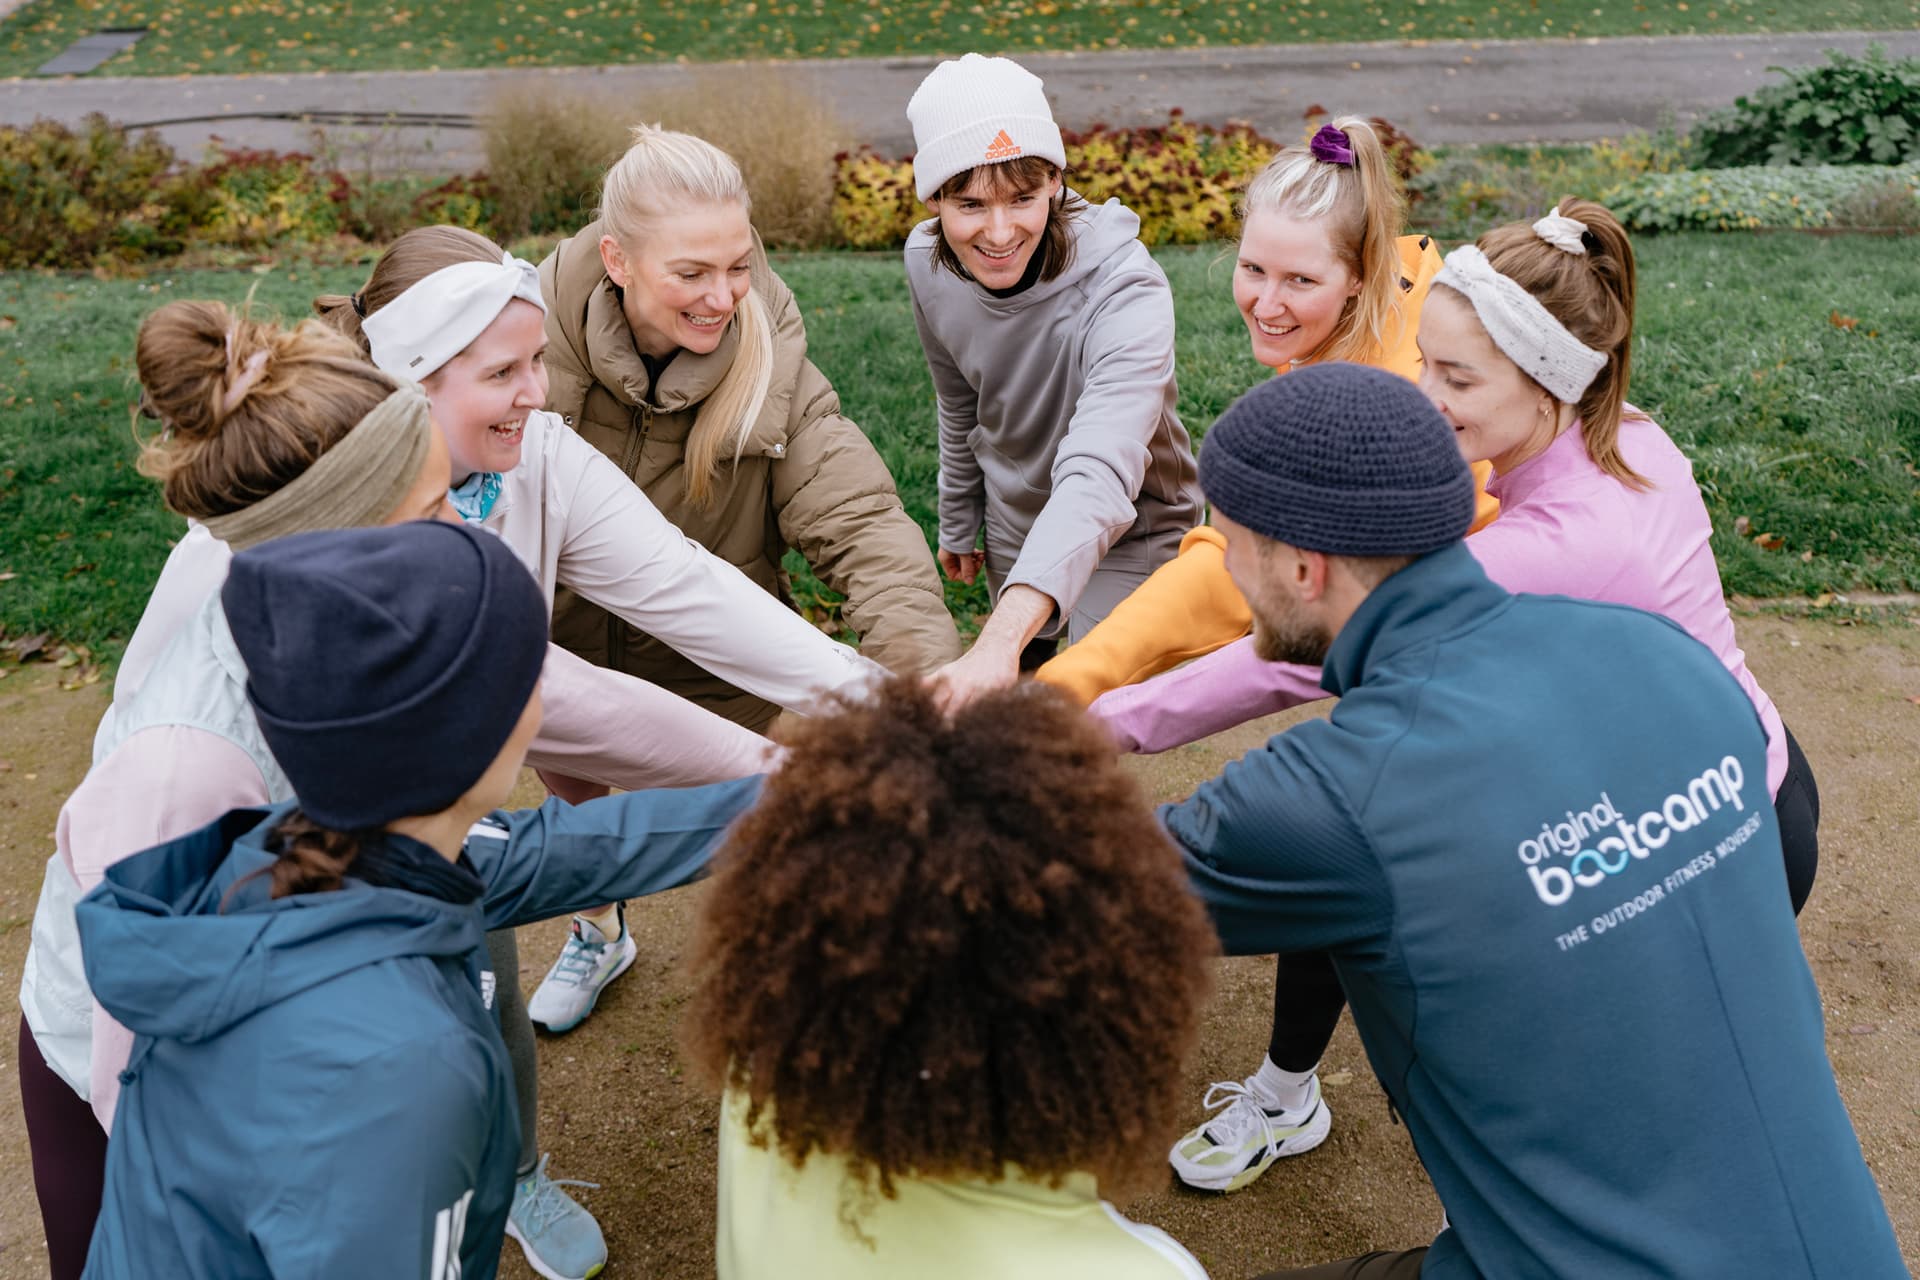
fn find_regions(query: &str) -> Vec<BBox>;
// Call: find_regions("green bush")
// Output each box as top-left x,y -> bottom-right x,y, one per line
0,115 -> 191,268
1687,47 -> 1920,169
1607,161 -> 1920,231
1406,134 -> 1685,239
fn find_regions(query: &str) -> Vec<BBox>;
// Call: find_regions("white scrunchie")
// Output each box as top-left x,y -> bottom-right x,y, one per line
363,251 -> 546,380
1432,245 -> 1608,404
1532,205 -> 1589,254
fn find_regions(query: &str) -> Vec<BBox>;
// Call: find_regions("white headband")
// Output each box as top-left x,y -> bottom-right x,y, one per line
1432,245 -> 1608,404
363,251 -> 546,380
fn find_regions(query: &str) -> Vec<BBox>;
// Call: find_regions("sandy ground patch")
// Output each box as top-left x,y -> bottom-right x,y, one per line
2,615 -> 1915,1277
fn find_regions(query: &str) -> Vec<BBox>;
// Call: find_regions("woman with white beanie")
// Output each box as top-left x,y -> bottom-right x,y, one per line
904,54 -> 1201,709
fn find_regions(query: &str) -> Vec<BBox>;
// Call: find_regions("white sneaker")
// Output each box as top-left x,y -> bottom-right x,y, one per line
1167,1073 -> 1332,1192
527,908 -> 637,1034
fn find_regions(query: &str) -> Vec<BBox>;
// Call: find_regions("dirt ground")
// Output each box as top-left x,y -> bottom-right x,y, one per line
2,615 -> 1916,1278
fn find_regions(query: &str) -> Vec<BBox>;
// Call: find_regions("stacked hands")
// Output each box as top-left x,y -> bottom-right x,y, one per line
17,48 -> 1892,1280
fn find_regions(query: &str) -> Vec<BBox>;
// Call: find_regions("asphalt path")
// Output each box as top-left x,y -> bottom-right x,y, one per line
4,30 -> 1918,171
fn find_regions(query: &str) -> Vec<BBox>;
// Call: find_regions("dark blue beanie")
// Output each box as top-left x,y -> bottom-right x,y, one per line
1199,362 -> 1475,556
221,521 -> 548,831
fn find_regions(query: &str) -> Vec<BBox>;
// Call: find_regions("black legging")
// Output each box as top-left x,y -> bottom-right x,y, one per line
1268,724 -> 1821,1071
19,1013 -> 108,1280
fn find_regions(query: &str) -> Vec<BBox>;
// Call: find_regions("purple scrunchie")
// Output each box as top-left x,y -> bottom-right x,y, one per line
1309,124 -> 1355,167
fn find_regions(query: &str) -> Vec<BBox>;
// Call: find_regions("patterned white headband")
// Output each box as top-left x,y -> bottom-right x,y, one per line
1431,245 -> 1608,404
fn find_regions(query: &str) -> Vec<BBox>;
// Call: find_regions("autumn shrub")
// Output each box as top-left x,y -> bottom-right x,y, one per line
649,68 -> 853,249
481,88 -> 628,240
1687,46 -> 1920,169
1606,161 -> 1920,231
833,113 -> 1303,251
0,115 -> 192,267
187,146 -> 345,247
481,71 -> 853,247
1829,174 -> 1920,229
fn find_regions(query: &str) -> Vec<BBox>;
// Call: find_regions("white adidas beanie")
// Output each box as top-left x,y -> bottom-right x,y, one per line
908,53 -> 1066,202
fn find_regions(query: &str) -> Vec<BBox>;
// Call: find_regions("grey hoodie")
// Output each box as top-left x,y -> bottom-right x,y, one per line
906,198 -> 1200,618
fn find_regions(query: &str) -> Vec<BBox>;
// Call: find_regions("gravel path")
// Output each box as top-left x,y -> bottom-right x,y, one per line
4,31 -> 1918,171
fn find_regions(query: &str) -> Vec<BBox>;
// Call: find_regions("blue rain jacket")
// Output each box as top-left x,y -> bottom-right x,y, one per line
76,778 -> 761,1279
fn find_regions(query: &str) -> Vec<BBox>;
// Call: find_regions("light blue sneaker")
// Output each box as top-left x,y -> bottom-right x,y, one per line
527,906 -> 637,1034
505,1154 -> 607,1280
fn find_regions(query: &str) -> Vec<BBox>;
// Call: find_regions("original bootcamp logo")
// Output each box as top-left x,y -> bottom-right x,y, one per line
1517,756 -> 1748,906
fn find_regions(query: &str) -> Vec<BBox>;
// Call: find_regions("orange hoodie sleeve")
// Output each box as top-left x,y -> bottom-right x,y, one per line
1036,234 -> 1497,706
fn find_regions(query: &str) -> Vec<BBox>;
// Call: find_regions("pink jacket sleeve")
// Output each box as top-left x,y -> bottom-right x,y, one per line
1086,635 -> 1328,754
57,727 -> 270,1131
528,643 -> 777,789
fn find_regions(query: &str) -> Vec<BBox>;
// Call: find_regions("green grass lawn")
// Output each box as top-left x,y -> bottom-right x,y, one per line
5,0 -> 1918,78
1,232 -> 1916,657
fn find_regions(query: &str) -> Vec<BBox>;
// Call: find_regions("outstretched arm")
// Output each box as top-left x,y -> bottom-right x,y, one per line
470,776 -> 764,930
1090,635 -> 1330,754
551,428 -> 883,713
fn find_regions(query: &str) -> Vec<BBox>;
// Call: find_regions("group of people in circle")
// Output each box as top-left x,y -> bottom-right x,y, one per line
16,49 -> 1900,1280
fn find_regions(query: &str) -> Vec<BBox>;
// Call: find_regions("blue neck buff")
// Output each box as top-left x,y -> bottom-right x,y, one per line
448,471 -> 503,524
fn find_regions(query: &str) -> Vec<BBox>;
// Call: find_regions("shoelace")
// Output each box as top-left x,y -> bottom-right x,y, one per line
1199,1080 -> 1286,1158
515,1155 -> 602,1232
549,931 -> 609,988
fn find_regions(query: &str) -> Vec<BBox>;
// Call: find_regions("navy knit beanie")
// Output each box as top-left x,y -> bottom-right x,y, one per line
221,521 -> 548,831
1199,362 -> 1475,556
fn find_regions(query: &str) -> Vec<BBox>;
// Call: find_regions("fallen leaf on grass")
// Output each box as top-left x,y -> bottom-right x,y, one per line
0,316 -> 14,330
1753,532 -> 1784,551
8,632 -> 48,661
1801,549 -> 1815,563
1733,515 -> 1751,537
0,571 -> 15,581
1322,1069 -> 1356,1087
1811,593 -> 1835,608
1829,311 -> 1858,330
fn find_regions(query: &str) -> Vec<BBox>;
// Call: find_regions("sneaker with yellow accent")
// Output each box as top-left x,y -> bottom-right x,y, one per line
1167,1074 -> 1331,1192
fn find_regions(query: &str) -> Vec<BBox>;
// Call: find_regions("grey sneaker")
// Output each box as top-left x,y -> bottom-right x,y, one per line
527,907 -> 636,1034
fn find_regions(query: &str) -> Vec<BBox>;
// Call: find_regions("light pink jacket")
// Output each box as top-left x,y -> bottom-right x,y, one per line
1091,411 -> 1790,797
41,408 -> 884,1125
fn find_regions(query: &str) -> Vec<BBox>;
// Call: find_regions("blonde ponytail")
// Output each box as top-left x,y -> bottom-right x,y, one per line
1240,115 -> 1407,367
599,123 -> 776,506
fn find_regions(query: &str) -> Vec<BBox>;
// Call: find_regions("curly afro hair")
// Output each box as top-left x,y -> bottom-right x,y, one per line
683,676 -> 1217,1197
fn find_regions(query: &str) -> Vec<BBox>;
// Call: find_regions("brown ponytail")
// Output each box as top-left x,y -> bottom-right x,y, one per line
263,810 -> 369,898
134,300 -> 399,518
1476,197 -> 1645,488
313,225 -> 504,356
218,809 -> 369,909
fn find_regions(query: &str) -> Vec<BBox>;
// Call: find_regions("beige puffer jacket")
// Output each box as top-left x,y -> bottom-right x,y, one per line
540,221 -> 960,729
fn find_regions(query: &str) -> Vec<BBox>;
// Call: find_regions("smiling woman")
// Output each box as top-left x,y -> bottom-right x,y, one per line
537,125 -> 960,736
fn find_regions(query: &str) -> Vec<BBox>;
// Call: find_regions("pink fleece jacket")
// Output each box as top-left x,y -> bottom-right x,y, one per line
1090,410 -> 1790,797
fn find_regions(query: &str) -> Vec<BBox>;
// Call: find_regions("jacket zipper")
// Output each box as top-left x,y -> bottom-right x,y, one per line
608,403 -> 655,669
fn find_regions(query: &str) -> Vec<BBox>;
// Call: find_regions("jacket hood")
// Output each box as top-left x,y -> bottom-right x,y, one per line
906,193 -> 1143,311
75,804 -> 483,1044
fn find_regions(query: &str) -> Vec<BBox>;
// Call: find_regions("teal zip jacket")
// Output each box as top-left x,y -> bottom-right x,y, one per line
1161,544 -> 1901,1279
76,778 -> 761,1280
